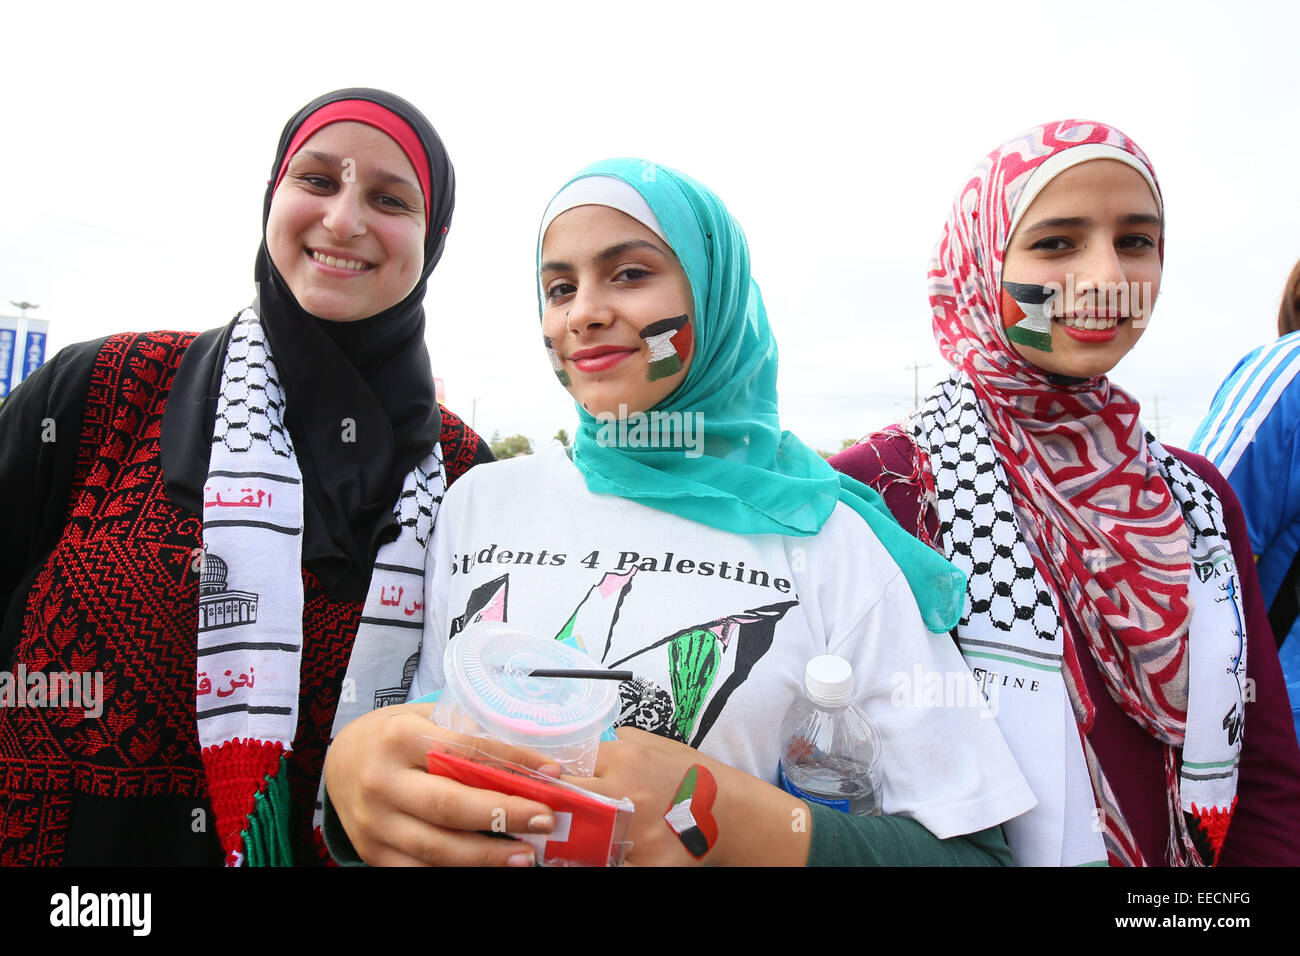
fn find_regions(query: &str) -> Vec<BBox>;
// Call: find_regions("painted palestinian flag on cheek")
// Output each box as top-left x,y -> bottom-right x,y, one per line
1000,281 -> 1057,353
664,764 -> 719,859
543,335 -> 571,386
640,315 -> 692,381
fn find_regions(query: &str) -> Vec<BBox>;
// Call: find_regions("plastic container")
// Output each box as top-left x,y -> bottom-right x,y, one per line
426,744 -> 633,867
777,655 -> 884,816
432,622 -> 620,775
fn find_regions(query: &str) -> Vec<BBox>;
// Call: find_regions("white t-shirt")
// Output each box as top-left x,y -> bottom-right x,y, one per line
413,442 -> 1035,840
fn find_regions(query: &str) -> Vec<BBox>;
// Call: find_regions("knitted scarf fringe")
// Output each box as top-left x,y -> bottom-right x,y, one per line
200,737 -> 287,866
1191,795 -> 1238,866
242,754 -> 294,867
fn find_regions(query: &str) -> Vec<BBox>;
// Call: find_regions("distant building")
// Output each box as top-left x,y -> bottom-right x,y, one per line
0,316 -> 49,401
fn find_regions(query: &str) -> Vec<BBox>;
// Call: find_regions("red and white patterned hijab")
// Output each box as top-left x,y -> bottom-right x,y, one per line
929,120 -> 1193,745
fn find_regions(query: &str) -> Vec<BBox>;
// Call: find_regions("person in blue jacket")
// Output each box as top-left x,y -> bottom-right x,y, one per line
1190,257 -> 1300,742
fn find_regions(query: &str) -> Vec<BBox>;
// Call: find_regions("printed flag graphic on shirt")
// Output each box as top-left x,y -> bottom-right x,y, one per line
448,567 -> 799,754
450,574 -> 509,638
555,568 -> 638,655
613,600 -> 798,747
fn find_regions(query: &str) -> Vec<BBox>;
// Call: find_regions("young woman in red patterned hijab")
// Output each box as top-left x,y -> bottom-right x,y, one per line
833,120 -> 1300,866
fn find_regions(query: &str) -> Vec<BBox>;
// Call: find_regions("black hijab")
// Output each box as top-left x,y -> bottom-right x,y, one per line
163,88 -> 455,600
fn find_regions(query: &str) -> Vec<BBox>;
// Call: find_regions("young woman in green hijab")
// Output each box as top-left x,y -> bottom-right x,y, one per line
325,160 -> 1034,866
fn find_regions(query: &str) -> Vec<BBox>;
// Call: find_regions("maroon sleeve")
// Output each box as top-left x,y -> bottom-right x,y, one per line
1173,447 -> 1300,865
830,426 -> 941,549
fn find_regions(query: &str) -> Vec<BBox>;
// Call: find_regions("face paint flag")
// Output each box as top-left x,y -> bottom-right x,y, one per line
664,764 -> 718,859
639,315 -> 691,381
1000,281 -> 1056,353
543,336 -> 571,386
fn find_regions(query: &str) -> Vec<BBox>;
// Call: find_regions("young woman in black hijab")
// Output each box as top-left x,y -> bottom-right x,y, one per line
0,88 -> 490,865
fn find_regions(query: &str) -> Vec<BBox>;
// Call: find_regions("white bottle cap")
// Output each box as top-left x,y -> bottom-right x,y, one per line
804,655 -> 853,707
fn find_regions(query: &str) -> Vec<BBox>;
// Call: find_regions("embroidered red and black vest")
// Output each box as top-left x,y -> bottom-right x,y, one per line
0,332 -> 484,865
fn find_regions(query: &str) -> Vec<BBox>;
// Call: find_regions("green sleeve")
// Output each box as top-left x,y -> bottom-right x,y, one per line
323,787 -> 1011,868
320,786 -> 368,867
805,804 -> 1013,866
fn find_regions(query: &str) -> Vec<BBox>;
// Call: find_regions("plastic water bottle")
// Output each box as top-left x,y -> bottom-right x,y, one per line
778,655 -> 883,816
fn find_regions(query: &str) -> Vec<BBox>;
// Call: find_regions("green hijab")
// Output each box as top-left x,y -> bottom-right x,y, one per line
538,159 -> 964,632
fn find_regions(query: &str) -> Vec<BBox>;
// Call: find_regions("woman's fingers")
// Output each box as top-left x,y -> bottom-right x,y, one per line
363,812 -> 541,867
325,701 -> 567,864
347,726 -> 559,832
387,771 -> 557,836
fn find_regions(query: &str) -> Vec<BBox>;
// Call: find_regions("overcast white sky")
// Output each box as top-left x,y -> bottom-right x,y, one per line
2,0 -> 1298,452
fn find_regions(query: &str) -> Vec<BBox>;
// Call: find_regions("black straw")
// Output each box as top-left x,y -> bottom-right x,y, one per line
527,668 -> 633,681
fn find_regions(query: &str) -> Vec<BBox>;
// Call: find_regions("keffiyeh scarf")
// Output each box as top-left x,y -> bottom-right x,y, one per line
197,310 -> 444,865
912,373 -> 1245,865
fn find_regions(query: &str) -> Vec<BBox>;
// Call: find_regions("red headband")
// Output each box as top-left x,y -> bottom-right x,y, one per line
272,99 -> 433,236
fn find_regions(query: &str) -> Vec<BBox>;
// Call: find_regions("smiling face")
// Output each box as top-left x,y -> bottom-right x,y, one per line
265,121 -> 427,322
540,205 -> 696,416
1001,159 -> 1162,379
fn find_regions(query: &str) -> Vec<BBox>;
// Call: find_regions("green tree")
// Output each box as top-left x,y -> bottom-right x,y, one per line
816,438 -> 857,461
491,433 -> 534,459
554,428 -> 570,446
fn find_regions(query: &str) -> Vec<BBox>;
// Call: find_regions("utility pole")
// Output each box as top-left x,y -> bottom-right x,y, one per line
1149,395 -> 1165,440
906,362 -> 932,409
470,397 -> 480,431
